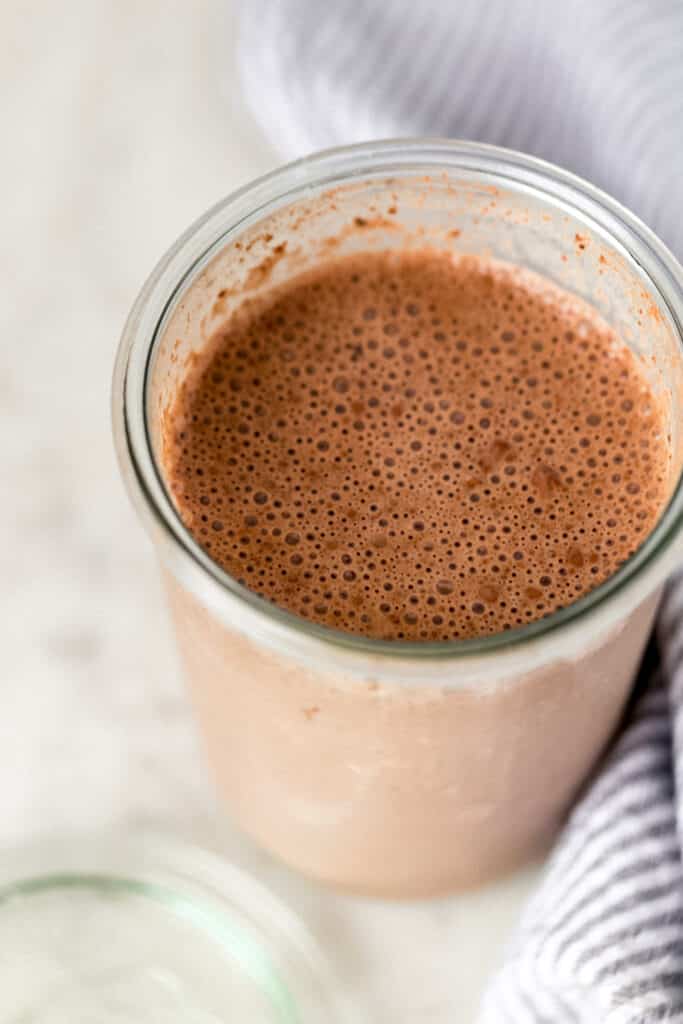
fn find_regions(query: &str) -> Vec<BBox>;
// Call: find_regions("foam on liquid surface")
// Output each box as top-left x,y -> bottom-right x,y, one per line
165,250 -> 669,640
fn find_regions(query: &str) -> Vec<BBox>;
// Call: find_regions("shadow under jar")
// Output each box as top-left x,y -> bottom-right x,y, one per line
114,141 -> 683,898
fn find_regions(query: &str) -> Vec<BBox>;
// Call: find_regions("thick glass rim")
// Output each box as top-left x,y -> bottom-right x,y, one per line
0,832 -> 355,1023
113,138 -> 683,662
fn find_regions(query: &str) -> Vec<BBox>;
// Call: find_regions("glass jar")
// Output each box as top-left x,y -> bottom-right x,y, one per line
113,140 -> 683,897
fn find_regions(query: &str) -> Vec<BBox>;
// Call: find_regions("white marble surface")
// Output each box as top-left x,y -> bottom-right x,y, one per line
1,2 -> 539,1019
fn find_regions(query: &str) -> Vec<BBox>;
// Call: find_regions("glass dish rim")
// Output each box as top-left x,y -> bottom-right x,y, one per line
0,831 -> 356,1023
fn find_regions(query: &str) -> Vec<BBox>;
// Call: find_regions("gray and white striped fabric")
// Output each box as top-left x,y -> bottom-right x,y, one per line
237,2 -> 683,1019
238,0 -> 683,260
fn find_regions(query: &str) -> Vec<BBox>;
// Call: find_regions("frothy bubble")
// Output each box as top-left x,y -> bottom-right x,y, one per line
165,250 -> 669,641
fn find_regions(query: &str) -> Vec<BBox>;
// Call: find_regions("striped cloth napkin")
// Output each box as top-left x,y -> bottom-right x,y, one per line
238,2 -> 683,1019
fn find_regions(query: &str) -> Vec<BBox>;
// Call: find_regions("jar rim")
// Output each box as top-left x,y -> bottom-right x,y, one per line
112,138 -> 683,665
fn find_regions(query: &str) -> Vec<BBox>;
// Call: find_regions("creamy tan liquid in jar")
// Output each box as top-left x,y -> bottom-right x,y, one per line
116,143 -> 683,897
164,251 -> 669,641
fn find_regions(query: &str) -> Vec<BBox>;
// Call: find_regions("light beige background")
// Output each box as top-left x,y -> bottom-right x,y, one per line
1,2 -> 538,1019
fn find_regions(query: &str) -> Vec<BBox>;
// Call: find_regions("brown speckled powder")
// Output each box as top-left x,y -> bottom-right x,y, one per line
163,249 -> 670,640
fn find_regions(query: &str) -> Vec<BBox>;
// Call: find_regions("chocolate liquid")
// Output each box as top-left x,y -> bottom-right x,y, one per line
165,250 -> 669,641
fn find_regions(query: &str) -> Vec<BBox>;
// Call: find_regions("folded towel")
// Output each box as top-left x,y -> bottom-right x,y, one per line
238,0 -> 683,260
238,2 -> 683,1018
